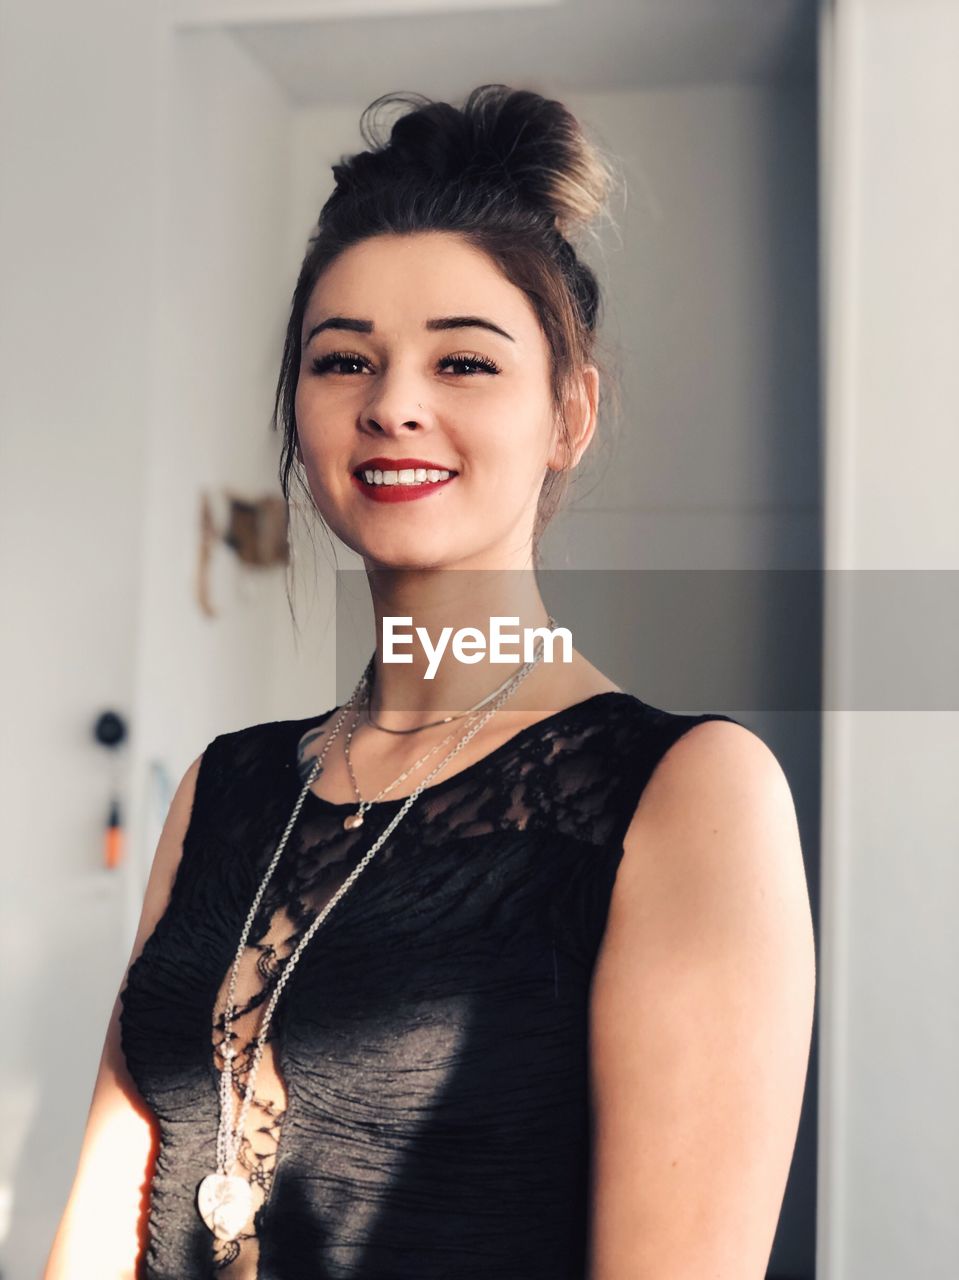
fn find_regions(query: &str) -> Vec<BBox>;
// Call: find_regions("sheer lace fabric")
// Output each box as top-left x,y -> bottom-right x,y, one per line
207,772 -> 385,1277
120,693 -> 738,1280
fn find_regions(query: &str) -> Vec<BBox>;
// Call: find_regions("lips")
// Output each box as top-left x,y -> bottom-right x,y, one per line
351,455 -> 459,504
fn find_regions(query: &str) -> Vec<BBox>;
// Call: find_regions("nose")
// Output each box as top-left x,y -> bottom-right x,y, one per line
360,365 -> 431,436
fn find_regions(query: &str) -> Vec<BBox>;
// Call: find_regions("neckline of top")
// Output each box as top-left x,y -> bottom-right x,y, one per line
291,689 -> 644,812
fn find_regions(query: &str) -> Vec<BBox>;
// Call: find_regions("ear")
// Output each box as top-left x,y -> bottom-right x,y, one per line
547,365 -> 599,472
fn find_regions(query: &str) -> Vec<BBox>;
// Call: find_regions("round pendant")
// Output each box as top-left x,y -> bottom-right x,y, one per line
343,811 -> 364,830
196,1172 -> 254,1241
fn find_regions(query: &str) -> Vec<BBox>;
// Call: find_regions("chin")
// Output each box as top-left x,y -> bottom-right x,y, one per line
361,544 -> 456,572
332,510 -> 508,572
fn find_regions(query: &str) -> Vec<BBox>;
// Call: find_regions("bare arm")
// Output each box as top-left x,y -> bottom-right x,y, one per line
44,752 -> 205,1280
587,721 -> 816,1279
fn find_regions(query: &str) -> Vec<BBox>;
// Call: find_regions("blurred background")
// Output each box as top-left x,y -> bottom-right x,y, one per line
0,1 -> 956,1277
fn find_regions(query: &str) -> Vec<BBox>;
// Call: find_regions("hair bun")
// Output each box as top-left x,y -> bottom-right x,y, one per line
358,85 -> 612,241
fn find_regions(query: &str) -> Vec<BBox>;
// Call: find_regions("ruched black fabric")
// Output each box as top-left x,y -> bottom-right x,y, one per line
119,691 -> 740,1279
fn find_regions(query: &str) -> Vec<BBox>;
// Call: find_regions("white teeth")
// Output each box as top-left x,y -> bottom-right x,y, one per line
359,466 -> 454,486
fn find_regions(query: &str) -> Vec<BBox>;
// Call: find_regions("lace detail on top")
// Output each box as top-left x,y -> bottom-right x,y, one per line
119,691 -> 741,1280
206,746 -> 384,1278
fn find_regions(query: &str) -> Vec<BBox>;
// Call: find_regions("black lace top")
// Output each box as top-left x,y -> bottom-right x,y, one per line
119,692 -> 739,1280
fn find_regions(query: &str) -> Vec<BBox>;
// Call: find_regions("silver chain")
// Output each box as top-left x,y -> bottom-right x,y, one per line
342,702 -> 471,819
213,636 -> 549,1177
363,614 -> 557,735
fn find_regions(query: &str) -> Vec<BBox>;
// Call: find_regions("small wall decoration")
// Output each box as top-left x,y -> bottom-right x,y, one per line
198,490 -> 289,617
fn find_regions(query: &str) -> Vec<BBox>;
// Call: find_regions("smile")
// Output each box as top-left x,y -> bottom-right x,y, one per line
351,457 -> 458,503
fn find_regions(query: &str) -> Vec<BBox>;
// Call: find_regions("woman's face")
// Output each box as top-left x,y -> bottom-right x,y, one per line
294,231 -> 593,571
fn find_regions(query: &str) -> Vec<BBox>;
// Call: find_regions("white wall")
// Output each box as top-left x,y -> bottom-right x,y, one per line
126,22 -> 299,916
818,2 -> 959,1277
547,85 -> 820,575
0,2 -> 160,1273
0,11 -> 298,1275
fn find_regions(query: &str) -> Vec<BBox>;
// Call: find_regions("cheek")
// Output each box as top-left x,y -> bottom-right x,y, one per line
295,378 -> 327,435
468,383 -> 555,466
293,391 -> 338,500
294,379 -> 350,460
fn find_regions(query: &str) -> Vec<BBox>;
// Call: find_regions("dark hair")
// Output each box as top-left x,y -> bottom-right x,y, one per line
273,84 -> 613,565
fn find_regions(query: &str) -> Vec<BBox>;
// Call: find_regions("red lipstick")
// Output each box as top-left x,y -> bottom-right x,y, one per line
351,456 -> 458,504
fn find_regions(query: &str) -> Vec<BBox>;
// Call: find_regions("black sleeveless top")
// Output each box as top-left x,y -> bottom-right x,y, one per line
119,692 -> 739,1280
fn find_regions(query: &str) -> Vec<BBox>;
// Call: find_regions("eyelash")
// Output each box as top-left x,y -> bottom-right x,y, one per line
309,350 -> 501,377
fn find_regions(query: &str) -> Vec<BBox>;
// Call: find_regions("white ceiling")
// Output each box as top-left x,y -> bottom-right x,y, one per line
224,0 -> 817,106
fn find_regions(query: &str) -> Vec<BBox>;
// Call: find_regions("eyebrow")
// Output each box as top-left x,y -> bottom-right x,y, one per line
303,315 -> 515,345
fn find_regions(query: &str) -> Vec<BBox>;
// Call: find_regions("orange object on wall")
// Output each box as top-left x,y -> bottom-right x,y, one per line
104,798 -> 124,870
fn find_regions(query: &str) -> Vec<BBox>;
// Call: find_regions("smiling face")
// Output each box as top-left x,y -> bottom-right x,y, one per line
293,231 -> 595,571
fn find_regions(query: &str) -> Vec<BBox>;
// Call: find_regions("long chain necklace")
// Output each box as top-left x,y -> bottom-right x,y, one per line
195,637 -> 550,1243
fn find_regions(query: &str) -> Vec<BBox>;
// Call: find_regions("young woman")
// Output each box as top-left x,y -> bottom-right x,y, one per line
47,86 -> 815,1280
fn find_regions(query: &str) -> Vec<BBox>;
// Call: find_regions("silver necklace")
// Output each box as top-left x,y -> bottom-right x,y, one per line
364,614 -> 557,734
195,642 -> 547,1242
341,700 -> 477,830
340,632 -> 551,829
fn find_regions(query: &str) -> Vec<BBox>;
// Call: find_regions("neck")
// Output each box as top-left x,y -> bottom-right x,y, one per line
363,567 -> 557,726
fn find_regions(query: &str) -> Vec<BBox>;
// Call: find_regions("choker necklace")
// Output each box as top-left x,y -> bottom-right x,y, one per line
196,639 -> 546,1243
364,614 -> 557,734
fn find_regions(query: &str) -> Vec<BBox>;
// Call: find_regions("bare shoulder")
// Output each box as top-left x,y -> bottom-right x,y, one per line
597,716 -> 814,1003
587,719 -> 816,1278
617,717 -> 803,893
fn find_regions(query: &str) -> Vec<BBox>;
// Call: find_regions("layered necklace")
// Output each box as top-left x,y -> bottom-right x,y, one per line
196,630 -> 552,1242
341,614 -> 557,830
